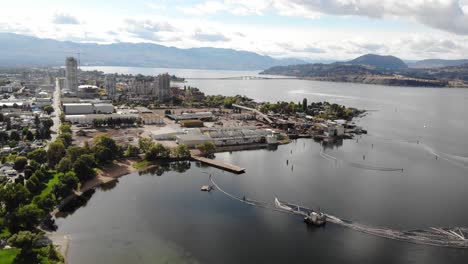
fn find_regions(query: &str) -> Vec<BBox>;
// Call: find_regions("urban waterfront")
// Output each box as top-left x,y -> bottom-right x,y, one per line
56,67 -> 468,264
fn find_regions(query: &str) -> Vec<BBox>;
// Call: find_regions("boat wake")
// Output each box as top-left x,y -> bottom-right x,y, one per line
421,143 -> 468,169
366,134 -> 468,170
208,174 -> 468,249
320,149 -> 404,172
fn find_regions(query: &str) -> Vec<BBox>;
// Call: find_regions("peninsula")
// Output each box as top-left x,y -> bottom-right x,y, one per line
261,54 -> 468,88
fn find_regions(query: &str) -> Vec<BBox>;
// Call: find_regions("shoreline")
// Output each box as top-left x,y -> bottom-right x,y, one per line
49,157 -> 141,262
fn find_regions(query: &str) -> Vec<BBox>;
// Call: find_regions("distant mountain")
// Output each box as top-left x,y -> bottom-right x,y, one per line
347,54 -> 408,69
408,59 -> 468,69
0,33 -> 305,70
259,61 -> 461,87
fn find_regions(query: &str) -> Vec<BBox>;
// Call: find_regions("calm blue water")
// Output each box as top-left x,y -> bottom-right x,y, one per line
58,66 -> 468,263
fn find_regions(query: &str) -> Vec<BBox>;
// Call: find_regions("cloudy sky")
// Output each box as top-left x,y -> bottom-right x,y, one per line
1,0 -> 468,61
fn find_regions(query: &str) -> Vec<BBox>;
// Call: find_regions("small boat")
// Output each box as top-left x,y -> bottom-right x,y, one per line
200,185 -> 213,192
275,197 -> 327,226
304,211 -> 327,226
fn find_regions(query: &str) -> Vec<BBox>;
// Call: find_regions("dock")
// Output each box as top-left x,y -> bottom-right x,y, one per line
192,156 -> 246,173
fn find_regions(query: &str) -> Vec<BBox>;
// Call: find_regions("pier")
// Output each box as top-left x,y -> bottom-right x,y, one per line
192,156 -> 246,173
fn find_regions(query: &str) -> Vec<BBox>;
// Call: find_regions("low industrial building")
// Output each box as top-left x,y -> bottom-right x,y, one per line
140,113 -> 164,125
175,127 -> 275,148
151,126 -> 185,140
93,103 -> 114,114
167,112 -> 214,121
65,113 -> 139,125
63,103 -> 115,115
33,97 -> 52,107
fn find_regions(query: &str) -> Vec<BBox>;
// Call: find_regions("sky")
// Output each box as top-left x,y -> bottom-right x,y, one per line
1,0 -> 468,61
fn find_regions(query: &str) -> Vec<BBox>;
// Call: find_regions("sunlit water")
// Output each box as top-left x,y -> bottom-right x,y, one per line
57,66 -> 468,263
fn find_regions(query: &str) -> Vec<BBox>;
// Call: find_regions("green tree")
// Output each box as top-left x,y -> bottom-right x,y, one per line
27,148 -> 47,164
302,98 -> 308,112
13,203 -> 45,230
34,114 -> 40,128
25,175 -> 42,194
59,132 -> 72,147
43,105 -> 54,115
138,137 -> 153,153
53,171 -> 79,198
124,145 -> 140,157
66,146 -> 88,163
25,130 -> 34,141
7,231 -> 42,253
73,154 -> 96,182
59,123 -> 72,134
10,130 -> 20,141
171,144 -> 191,159
93,134 -> 120,164
32,193 -> 56,212
145,143 -> 170,160
196,142 -> 216,156
13,156 -> 28,170
47,140 -> 66,168
0,183 -> 30,211
56,157 -> 72,173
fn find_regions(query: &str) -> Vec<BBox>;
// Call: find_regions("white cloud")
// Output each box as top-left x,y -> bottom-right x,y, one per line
52,13 -> 80,25
179,1 -> 229,15
193,30 -> 230,42
124,19 -> 177,41
179,0 -> 468,35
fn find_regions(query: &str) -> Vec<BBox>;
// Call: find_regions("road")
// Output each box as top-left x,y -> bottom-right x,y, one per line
50,82 -> 61,142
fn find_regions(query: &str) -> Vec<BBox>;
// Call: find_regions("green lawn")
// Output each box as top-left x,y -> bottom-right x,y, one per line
132,160 -> 150,170
38,173 -> 61,199
0,227 -> 11,239
0,248 -> 20,264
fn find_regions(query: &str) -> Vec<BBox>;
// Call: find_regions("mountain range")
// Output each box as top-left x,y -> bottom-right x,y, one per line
1,33 -> 468,72
0,33 -> 305,70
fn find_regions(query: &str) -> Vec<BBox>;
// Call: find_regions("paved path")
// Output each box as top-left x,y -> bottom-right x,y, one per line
50,82 -> 61,142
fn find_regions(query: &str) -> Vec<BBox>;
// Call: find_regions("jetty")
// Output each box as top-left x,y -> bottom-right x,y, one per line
192,156 -> 246,173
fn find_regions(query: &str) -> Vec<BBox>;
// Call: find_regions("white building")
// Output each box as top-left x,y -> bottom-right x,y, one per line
63,102 -> 115,114
34,98 -> 53,107
63,103 -> 93,114
93,103 -> 114,114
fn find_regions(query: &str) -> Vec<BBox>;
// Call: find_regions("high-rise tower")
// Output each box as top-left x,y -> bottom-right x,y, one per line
65,57 -> 78,92
105,74 -> 116,99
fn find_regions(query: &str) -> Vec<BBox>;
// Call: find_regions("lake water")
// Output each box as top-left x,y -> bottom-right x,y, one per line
58,66 -> 468,263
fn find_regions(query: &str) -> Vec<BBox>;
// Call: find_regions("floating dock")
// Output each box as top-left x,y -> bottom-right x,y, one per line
192,156 -> 246,173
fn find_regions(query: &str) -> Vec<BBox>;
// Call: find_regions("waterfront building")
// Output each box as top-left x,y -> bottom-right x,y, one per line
65,57 -> 78,92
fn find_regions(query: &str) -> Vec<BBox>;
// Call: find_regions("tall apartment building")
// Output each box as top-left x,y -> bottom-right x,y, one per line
158,73 -> 171,102
128,73 -> 171,102
105,74 -> 116,99
65,57 -> 78,92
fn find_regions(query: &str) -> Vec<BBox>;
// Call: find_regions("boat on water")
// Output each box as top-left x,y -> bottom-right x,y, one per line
304,211 -> 327,226
274,197 -> 327,226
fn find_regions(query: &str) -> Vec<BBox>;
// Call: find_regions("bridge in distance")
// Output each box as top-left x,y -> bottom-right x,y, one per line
185,76 -> 296,80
